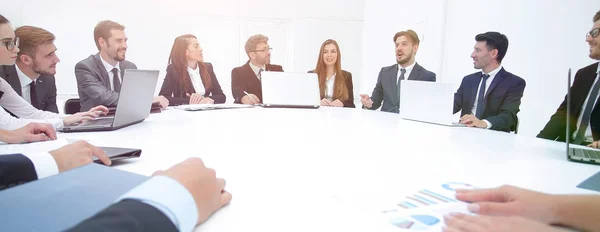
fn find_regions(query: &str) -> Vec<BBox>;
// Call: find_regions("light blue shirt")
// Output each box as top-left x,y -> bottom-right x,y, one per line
119,175 -> 199,232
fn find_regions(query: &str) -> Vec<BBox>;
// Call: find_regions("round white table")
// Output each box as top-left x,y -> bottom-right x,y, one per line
60,107 -> 600,231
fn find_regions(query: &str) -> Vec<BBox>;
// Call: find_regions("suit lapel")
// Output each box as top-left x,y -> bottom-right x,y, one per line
468,74 -> 480,113
484,68 -> 507,99
407,63 -> 423,80
388,64 -> 399,104
4,65 -> 23,96
93,53 -> 111,87
244,62 -> 260,87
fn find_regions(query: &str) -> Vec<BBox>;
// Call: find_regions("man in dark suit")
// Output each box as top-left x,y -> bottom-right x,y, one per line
454,32 -> 526,132
75,20 -> 168,112
231,34 -> 284,104
538,10 -> 600,145
0,26 -> 59,113
360,30 -> 436,113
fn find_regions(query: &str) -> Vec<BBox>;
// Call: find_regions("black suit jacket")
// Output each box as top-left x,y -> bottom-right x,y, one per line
308,70 -> 355,108
0,65 -> 58,113
453,67 -> 526,132
367,62 -> 436,113
231,61 -> 283,103
67,199 -> 177,232
538,63 -> 600,142
0,154 -> 38,190
159,63 -> 226,106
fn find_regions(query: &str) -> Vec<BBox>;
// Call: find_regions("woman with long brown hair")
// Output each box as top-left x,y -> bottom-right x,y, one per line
309,39 -> 355,108
159,34 -> 226,105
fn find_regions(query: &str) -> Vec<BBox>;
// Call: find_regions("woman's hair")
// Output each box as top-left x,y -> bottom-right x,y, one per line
168,34 -> 211,94
313,39 -> 348,101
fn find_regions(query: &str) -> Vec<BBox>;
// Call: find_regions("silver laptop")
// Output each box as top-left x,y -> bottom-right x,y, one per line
399,80 -> 465,126
565,68 -> 600,165
260,71 -> 320,108
59,69 -> 159,132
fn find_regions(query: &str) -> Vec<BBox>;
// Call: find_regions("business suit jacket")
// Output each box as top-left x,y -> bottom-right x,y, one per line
367,62 -> 436,113
231,61 -> 283,103
0,65 -> 58,113
159,63 -> 226,106
75,53 -> 137,111
453,67 -> 526,132
537,63 -> 600,142
308,70 -> 355,108
0,154 -> 38,190
67,199 -> 177,232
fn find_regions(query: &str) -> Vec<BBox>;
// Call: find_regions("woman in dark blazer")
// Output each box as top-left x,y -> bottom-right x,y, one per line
309,39 -> 355,108
159,34 -> 226,106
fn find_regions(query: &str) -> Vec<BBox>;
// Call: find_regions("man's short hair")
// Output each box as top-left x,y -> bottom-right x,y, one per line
244,34 -> 269,55
15,26 -> 55,58
475,31 -> 509,63
594,10 -> 600,22
93,20 -> 125,51
393,30 -> 420,45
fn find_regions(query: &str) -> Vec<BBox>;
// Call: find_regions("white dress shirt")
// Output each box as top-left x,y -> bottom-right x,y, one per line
573,62 -> 600,142
325,73 -> 336,100
398,62 -> 416,81
249,62 -> 266,81
15,64 -> 36,104
100,55 -> 121,91
120,175 -> 198,232
0,79 -> 63,130
21,152 -> 59,179
187,66 -> 206,96
471,65 -> 503,129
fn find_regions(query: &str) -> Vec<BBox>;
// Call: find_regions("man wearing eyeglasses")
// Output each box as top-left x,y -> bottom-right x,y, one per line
231,34 -> 284,105
0,26 -> 59,113
538,10 -> 600,146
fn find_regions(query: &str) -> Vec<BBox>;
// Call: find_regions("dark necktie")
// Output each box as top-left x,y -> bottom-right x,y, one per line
475,74 -> 490,118
573,74 -> 600,144
111,68 -> 121,92
397,68 -> 406,101
258,68 -> 264,81
29,81 -> 38,109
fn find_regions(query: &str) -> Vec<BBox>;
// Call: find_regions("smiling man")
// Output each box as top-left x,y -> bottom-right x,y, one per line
0,26 -> 59,113
360,30 -> 436,113
453,31 -> 526,132
75,20 -> 168,112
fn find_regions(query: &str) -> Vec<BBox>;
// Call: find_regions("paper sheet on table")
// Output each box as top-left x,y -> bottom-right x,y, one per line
0,138 -> 70,155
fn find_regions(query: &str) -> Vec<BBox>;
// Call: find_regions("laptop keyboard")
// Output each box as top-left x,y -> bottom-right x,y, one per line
571,148 -> 600,160
76,117 -> 114,126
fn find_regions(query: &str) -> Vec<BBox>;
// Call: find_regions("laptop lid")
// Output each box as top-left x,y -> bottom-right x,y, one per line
399,80 -> 457,125
112,69 -> 159,127
261,71 -> 320,107
567,68 -> 572,154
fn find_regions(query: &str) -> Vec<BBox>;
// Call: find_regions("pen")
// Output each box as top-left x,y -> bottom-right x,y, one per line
243,91 -> 257,104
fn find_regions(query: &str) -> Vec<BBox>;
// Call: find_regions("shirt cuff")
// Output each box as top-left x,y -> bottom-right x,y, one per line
483,119 -> 492,129
21,152 -> 59,179
49,118 -> 64,129
119,175 -> 198,232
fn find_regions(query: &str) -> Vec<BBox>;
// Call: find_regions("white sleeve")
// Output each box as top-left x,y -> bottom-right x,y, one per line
21,152 -> 59,179
0,80 -> 64,129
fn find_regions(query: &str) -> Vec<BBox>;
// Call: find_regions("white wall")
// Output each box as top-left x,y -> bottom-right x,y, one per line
362,0 -> 599,137
1,0 -> 364,104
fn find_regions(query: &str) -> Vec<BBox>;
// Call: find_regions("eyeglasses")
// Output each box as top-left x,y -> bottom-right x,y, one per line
251,47 -> 272,53
1,37 -> 19,51
587,28 -> 600,39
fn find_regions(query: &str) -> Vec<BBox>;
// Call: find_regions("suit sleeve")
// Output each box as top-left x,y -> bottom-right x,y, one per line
427,71 -> 436,82
158,66 -> 189,106
45,77 -> 59,113
0,154 -> 38,190
75,62 -> 119,108
537,94 -> 568,140
231,68 -> 245,104
66,200 -> 178,232
207,64 -> 226,104
366,68 -> 385,110
485,78 -> 526,132
343,72 -> 355,108
454,79 -> 466,114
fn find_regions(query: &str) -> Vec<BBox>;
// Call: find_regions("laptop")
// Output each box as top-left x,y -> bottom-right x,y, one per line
175,103 -> 254,111
565,68 -> 600,165
399,80 -> 465,127
59,69 -> 159,132
260,71 -> 320,108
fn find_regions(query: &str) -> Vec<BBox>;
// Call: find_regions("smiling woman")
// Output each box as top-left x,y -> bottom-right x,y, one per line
309,39 -> 355,108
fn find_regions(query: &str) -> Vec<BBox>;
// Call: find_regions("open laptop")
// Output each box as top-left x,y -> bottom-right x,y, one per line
566,68 -> 600,165
59,69 -> 159,133
260,71 -> 320,108
399,80 -> 465,127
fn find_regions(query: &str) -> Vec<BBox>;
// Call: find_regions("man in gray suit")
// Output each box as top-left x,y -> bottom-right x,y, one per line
75,20 -> 168,112
0,26 -> 59,113
360,30 -> 436,113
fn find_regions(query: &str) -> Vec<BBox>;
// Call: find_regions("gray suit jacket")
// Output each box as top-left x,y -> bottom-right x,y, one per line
75,53 -> 137,111
0,65 -> 58,113
366,62 -> 436,113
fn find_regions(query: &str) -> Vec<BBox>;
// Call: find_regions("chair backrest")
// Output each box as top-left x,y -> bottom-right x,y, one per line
64,98 -> 81,114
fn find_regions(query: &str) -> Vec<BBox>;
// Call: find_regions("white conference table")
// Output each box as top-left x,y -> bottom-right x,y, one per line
59,107 -> 600,232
